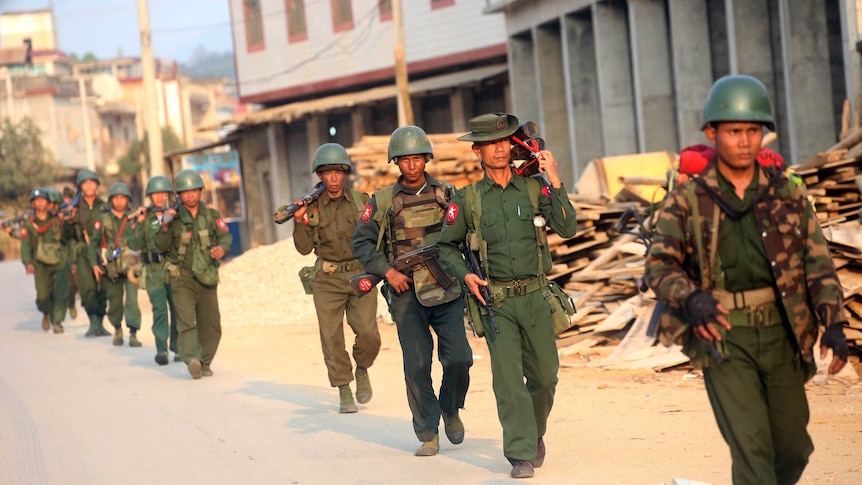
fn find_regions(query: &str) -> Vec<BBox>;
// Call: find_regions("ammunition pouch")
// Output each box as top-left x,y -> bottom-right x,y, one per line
164,262 -> 181,284
35,241 -> 62,265
465,295 -> 486,338
543,281 -> 576,334
191,245 -> 219,287
299,265 -> 316,295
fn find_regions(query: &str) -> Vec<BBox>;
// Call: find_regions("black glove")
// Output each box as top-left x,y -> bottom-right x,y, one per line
821,324 -> 849,362
684,291 -> 722,329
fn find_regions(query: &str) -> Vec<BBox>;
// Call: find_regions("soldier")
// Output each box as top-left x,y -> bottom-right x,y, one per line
437,112 -> 579,479
156,169 -> 232,380
290,143 -> 381,413
352,126 -> 472,456
645,75 -> 849,485
89,182 -> 143,347
129,175 -> 179,365
68,169 -> 111,337
62,186 -> 80,319
19,188 -> 74,333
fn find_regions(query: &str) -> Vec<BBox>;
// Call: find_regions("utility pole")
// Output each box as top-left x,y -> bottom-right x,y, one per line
137,0 -> 164,176
393,0 -> 413,126
3,67 -> 13,121
77,75 -> 95,171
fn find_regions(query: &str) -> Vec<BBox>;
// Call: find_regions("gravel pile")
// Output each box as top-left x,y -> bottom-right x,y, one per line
218,237 -> 391,327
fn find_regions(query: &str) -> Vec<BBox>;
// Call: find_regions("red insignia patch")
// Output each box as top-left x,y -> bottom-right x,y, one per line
20,227 -> 27,238
94,221 -> 101,231
446,202 -> 459,225
360,204 -> 373,223
541,186 -> 552,199
358,278 -> 374,293
216,218 -> 228,231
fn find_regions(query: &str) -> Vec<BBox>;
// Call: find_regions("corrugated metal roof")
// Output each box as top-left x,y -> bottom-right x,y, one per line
223,63 -> 507,129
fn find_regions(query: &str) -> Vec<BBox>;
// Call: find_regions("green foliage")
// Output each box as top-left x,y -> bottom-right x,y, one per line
117,126 -> 186,176
179,46 -> 236,79
0,117 -> 62,208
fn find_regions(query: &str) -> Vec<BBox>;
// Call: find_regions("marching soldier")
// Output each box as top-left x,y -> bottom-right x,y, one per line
156,169 -> 232,379
62,186 -> 80,319
89,182 -> 142,347
129,175 -> 179,365
290,143 -> 380,413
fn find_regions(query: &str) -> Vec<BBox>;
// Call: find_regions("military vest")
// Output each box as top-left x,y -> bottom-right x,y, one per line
29,215 -> 64,266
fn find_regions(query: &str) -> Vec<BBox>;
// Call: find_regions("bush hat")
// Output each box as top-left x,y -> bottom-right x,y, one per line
457,112 -> 520,142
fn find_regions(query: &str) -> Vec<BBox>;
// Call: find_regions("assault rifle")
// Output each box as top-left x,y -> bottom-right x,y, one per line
59,190 -> 82,218
1,209 -> 34,228
463,243 -> 500,335
148,196 -> 182,225
273,182 -> 325,224
349,244 -> 457,298
510,121 -> 546,177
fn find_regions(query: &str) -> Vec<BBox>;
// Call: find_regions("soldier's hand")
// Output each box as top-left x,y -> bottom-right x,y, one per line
464,273 -> 489,305
685,290 -> 731,342
536,150 -> 562,188
292,199 -> 308,224
820,323 -> 848,375
136,206 -> 147,223
3,225 -> 12,234
384,268 -> 412,295
210,246 -> 226,260
26,264 -> 35,275
71,263 -> 77,276
92,265 -> 103,282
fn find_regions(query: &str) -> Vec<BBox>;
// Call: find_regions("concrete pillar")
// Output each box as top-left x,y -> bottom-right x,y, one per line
779,0 -> 835,163
563,11 -> 602,176
729,0 -> 778,106
509,32 -> 540,123
668,0 -> 714,146
450,88 -> 467,133
839,0 -> 862,122
593,1 -> 638,155
628,0 -> 678,153
351,107 -> 372,143
707,0 -> 730,79
535,20 -> 574,189
267,121 -> 291,242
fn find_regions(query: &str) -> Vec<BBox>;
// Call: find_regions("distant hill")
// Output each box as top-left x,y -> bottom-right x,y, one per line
180,46 -> 235,80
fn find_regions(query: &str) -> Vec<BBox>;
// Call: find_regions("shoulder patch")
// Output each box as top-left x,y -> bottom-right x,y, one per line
20,227 -> 27,238
94,220 -> 101,231
360,204 -> 373,223
216,218 -> 228,231
541,186 -> 552,199
446,202 -> 459,225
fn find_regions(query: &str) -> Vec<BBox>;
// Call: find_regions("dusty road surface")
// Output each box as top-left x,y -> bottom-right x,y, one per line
1,259 -> 860,485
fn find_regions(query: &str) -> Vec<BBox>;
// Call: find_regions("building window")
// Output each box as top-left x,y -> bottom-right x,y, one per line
379,0 -> 392,21
244,0 -> 265,52
286,0 -> 307,42
330,0 -> 354,33
431,0 -> 454,10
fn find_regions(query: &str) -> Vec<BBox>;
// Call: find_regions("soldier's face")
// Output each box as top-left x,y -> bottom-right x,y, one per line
32,197 -> 49,211
180,189 -> 202,209
473,138 -> 511,170
150,192 -> 169,207
317,169 -> 346,196
80,180 -> 98,197
706,122 -> 763,171
396,155 -> 427,188
111,195 -> 129,211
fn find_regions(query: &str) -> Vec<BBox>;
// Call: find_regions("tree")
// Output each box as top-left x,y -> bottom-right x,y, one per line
0,117 -> 62,207
117,126 -> 185,176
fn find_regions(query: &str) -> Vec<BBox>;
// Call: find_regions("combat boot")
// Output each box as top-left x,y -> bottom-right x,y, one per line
113,326 -> 123,346
154,351 -> 169,366
41,314 -> 51,331
509,460 -> 534,479
534,437 -> 545,467
128,331 -> 142,347
442,411 -> 465,444
338,385 -> 358,414
414,434 -> 439,457
85,315 -> 100,337
355,367 -> 372,404
96,317 -> 111,336
68,306 -> 77,319
188,359 -> 202,379
201,364 -> 213,377
53,322 -> 64,334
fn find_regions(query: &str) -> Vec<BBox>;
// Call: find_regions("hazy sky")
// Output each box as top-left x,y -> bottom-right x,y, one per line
0,0 -> 234,63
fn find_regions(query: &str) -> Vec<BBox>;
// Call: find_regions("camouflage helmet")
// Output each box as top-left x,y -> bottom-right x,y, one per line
29,188 -> 51,201
108,182 -> 133,200
312,143 -> 352,173
702,75 -> 775,131
146,175 -> 173,196
174,169 -> 205,192
387,125 -> 434,163
76,168 -> 100,187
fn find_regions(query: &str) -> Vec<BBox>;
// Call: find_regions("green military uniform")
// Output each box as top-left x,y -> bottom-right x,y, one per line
437,171 -> 578,465
155,203 -> 232,371
70,189 -> 110,336
645,75 -> 848,485
294,188 -> 380,389
129,210 -> 178,360
19,195 -> 73,332
353,171 -> 472,445
88,208 -> 142,339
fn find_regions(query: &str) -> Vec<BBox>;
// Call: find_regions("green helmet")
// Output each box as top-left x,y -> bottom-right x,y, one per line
312,143 -> 352,173
174,169 -> 205,192
76,169 -> 100,187
702,75 -> 775,131
29,188 -> 50,201
388,125 -> 434,163
146,175 -> 173,196
108,182 -> 132,200
45,188 -> 62,204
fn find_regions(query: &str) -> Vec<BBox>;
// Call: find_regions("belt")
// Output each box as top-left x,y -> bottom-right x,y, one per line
141,251 -> 166,264
321,259 -> 361,274
713,287 -> 776,310
727,303 -> 783,327
715,287 -> 782,328
490,277 -> 542,297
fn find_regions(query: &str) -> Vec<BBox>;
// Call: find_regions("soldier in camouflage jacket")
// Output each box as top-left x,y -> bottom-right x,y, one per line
646,75 -> 848,485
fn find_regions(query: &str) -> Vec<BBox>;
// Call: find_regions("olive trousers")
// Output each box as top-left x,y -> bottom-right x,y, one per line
172,272 -> 221,366
144,266 -> 178,354
103,275 -> 141,330
33,260 -> 70,324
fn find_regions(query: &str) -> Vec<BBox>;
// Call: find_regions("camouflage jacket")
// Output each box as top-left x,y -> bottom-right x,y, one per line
645,161 -> 846,367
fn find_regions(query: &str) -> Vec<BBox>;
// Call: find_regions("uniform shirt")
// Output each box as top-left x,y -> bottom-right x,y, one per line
20,213 -> 71,266
128,211 -> 166,260
155,204 -> 232,271
294,190 -> 367,262
72,198 -> 107,244
437,172 -> 578,282
715,169 -> 773,292
87,210 -> 134,267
